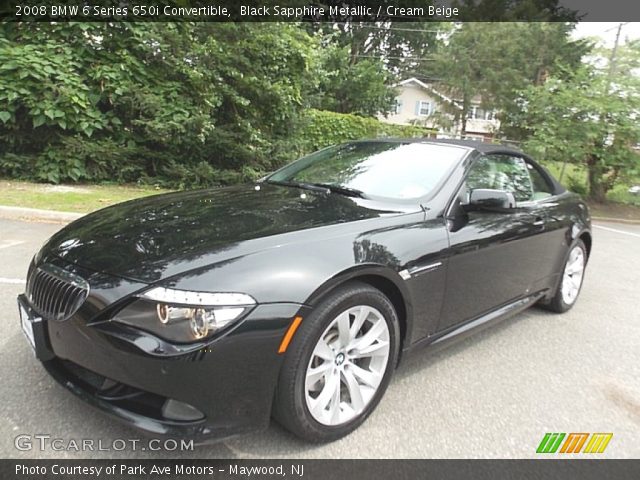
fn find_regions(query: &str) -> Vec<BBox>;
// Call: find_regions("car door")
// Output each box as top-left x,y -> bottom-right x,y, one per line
516,159 -> 571,291
437,153 -> 554,332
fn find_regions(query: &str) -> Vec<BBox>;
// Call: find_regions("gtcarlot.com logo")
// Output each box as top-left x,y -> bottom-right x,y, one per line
14,434 -> 194,452
536,432 -> 613,454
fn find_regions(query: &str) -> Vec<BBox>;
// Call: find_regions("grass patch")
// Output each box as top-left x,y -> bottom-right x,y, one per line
607,184 -> 640,207
0,180 -> 171,213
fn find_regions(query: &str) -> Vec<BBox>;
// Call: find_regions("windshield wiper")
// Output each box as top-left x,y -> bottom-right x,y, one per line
266,180 -> 365,198
265,179 -> 331,194
307,182 -> 366,198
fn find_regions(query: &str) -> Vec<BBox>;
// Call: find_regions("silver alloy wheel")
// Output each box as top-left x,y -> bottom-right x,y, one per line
561,245 -> 585,305
305,305 -> 390,426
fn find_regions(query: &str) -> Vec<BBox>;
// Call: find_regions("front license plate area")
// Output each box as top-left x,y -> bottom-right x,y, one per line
19,301 -> 37,350
17,295 -> 54,361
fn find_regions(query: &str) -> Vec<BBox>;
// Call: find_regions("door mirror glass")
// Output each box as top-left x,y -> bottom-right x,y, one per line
468,189 -> 516,210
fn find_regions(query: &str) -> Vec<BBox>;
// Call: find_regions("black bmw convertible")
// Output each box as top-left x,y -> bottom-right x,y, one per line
18,139 -> 591,443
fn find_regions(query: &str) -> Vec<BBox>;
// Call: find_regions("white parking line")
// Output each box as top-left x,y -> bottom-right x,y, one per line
0,278 -> 25,285
593,224 -> 640,238
0,240 -> 25,250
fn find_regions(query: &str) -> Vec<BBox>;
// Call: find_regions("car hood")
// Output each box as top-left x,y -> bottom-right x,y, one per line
42,183 -> 403,283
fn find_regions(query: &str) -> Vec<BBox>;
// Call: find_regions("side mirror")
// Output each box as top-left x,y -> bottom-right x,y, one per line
467,189 -> 516,211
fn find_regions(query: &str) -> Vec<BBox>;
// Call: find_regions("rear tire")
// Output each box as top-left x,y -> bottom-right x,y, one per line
273,282 -> 400,443
544,239 -> 587,313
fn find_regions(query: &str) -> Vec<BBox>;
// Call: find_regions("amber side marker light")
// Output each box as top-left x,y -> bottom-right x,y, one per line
278,316 -> 303,354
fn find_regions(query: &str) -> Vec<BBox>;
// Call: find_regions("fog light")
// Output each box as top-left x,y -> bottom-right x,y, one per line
161,399 -> 205,422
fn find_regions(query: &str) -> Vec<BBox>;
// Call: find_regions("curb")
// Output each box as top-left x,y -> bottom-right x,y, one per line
0,205 -> 84,223
591,216 -> 640,225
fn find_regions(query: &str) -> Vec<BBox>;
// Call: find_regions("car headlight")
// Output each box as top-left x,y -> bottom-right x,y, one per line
112,287 -> 256,343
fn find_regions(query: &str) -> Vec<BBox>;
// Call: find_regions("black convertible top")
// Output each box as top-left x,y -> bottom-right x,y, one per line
418,138 -> 523,155
359,137 -> 566,195
368,137 -> 524,156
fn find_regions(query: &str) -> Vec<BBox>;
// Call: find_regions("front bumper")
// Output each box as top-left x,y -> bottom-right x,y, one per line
28,298 -> 306,443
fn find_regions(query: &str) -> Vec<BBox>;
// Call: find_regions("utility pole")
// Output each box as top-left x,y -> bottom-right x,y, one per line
605,23 -> 626,93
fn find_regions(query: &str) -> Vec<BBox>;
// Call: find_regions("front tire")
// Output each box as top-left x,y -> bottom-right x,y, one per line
544,239 -> 587,313
273,282 -> 400,443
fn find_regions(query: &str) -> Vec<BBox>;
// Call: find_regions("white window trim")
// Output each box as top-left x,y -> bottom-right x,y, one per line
394,98 -> 403,114
417,100 -> 432,117
468,106 -> 497,121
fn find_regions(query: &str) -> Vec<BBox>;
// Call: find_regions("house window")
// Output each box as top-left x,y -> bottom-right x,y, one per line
467,106 -> 497,120
417,100 -> 432,117
394,98 -> 403,114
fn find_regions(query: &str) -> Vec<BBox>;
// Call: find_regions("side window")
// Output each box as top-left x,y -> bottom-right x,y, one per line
466,154 -> 533,202
526,163 -> 554,200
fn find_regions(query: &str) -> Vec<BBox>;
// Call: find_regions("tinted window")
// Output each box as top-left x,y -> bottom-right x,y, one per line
467,155 -> 533,202
527,163 -> 554,200
466,154 -> 554,203
268,142 -> 467,200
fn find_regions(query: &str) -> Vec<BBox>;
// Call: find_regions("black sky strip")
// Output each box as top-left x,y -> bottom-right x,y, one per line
3,460 -> 640,480
2,0 -> 640,21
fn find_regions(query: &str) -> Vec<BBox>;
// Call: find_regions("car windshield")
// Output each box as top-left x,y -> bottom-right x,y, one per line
266,141 -> 467,201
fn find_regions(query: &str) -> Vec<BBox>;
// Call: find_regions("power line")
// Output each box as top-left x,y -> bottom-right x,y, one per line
603,22 -> 629,33
353,54 -> 436,61
332,22 -> 443,34
359,24 -> 443,34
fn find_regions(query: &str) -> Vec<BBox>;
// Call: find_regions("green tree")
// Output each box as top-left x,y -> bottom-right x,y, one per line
308,21 -> 441,75
308,44 -> 395,116
0,22 -> 217,183
188,23 -> 316,173
424,22 -> 589,138
521,65 -> 640,202
305,21 -> 443,117
0,22 -> 316,186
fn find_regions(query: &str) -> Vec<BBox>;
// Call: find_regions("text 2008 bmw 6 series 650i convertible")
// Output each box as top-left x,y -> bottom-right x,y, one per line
17,139 -> 591,443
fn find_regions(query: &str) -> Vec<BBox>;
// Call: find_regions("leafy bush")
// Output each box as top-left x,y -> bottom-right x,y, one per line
296,109 -> 434,154
0,23 -> 315,188
565,174 -> 588,196
607,184 -> 640,206
0,24 -> 432,189
309,45 -> 396,117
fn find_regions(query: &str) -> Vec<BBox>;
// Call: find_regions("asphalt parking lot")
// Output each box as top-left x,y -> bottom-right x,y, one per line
0,217 -> 638,459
